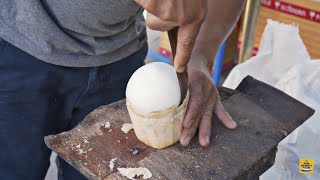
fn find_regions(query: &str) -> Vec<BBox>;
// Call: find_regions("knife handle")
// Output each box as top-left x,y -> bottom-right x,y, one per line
167,27 -> 178,59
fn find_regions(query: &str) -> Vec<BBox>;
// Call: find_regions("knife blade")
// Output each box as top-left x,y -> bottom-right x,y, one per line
167,27 -> 189,106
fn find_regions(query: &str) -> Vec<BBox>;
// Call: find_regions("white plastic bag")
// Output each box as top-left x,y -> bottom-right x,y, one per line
223,19 -> 320,180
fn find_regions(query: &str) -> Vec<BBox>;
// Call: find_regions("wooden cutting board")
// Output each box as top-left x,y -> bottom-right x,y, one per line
44,76 -> 314,180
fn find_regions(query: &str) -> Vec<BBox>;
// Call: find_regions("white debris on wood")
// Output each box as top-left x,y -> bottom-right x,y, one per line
108,129 -> 112,132
76,144 -> 81,148
117,167 -> 152,179
121,123 -> 133,133
280,130 -> 288,136
77,149 -> 86,154
117,140 -> 120,143
109,158 -> 117,171
84,139 -> 89,144
101,122 -> 111,128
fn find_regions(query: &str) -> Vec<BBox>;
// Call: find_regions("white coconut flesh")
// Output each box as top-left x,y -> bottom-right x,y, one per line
126,62 -> 181,114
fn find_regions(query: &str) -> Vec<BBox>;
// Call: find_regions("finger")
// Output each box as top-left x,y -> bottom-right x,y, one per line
174,22 -> 202,73
134,0 -> 157,12
135,0 -> 179,23
198,101 -> 214,147
213,100 -> 237,129
183,85 -> 203,129
180,116 -> 201,146
146,13 -> 176,31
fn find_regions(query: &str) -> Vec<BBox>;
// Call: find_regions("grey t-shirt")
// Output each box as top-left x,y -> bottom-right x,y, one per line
0,0 -> 147,67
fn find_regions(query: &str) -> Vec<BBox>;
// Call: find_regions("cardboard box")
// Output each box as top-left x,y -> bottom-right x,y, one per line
239,0 -> 320,59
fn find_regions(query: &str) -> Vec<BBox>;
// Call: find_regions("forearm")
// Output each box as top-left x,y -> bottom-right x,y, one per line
190,0 -> 246,70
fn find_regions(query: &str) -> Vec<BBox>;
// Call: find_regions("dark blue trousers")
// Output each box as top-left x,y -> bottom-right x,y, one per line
0,39 -> 147,180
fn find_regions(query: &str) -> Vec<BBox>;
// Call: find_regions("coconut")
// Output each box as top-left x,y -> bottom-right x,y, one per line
126,62 -> 189,149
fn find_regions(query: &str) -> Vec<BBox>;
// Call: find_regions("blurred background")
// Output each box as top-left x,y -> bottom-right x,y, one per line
145,0 -> 320,85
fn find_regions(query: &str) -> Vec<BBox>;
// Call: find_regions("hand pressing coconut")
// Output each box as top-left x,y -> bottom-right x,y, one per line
135,0 -> 246,147
181,59 -> 236,147
179,0 -> 246,147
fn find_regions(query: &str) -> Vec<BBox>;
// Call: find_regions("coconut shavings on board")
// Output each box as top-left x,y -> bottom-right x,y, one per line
109,158 -> 117,171
117,167 -> 152,179
121,123 -> 133,133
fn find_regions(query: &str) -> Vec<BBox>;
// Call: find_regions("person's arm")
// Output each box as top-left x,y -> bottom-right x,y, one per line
190,0 -> 246,70
180,0 -> 246,147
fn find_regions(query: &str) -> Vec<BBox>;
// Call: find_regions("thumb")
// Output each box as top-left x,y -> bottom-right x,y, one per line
174,23 -> 202,72
146,13 -> 176,31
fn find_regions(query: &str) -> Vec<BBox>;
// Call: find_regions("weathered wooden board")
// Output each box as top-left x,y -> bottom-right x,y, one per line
44,76 -> 314,180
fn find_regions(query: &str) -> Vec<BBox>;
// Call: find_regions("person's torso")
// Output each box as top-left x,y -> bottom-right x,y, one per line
0,0 -> 147,67
42,0 -> 141,37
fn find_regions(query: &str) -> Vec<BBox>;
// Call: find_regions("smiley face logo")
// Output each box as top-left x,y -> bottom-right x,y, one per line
299,159 -> 314,174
